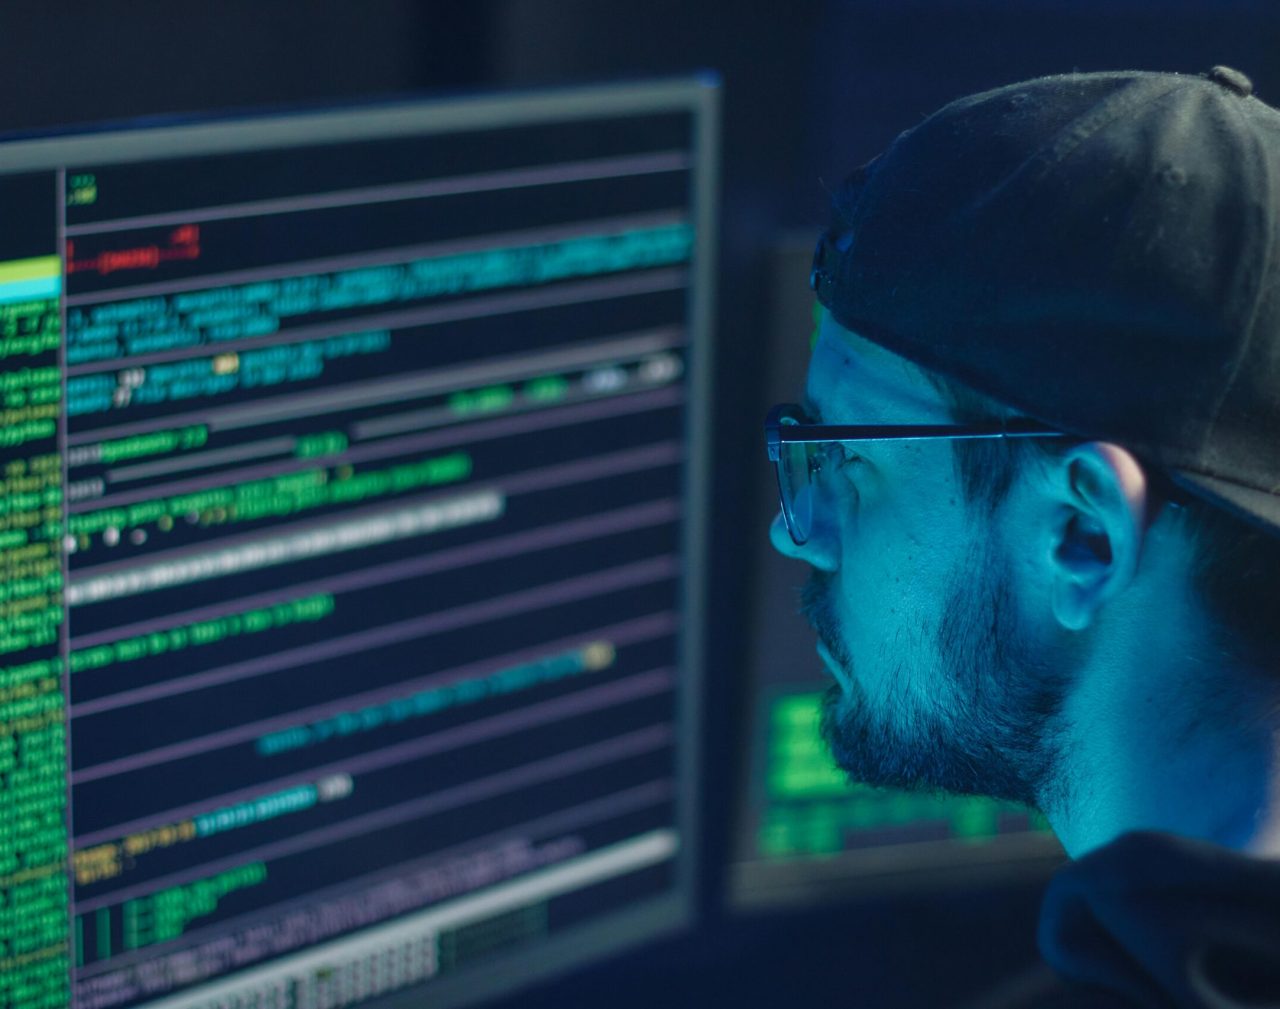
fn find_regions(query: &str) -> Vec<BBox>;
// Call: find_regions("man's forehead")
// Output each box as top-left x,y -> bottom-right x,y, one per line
820,312 -> 896,366
806,311 -> 951,423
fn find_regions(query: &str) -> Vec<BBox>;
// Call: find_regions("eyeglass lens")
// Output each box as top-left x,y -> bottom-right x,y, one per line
777,416 -> 814,544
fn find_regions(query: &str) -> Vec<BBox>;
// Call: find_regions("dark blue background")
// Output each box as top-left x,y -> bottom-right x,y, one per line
7,2 -> 1279,1005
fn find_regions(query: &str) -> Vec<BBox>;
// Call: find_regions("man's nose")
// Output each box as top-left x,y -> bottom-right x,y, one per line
769,511 -> 802,557
769,510 -> 838,571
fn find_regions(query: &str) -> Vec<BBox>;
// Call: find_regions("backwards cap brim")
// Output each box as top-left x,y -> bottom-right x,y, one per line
1168,468 -> 1280,539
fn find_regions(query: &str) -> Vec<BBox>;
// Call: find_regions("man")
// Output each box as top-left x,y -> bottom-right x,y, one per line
767,67 -> 1280,1007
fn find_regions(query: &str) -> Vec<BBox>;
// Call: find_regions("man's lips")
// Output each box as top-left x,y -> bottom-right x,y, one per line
817,638 -> 852,693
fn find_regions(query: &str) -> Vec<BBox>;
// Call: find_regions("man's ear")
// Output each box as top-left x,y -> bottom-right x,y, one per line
1048,442 -> 1149,632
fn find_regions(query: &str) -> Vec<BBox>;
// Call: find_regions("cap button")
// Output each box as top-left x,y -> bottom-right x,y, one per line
1206,65 -> 1253,97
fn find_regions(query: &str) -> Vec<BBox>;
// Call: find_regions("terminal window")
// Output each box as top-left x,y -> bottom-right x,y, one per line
0,84 -> 712,1009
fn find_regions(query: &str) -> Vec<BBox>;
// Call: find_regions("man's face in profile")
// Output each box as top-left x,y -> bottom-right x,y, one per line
770,312 -> 1070,808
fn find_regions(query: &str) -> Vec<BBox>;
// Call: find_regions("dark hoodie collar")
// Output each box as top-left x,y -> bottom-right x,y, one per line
1039,830 -> 1280,1008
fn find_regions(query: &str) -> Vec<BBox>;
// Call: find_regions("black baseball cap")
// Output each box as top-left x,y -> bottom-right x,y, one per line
810,66 -> 1280,538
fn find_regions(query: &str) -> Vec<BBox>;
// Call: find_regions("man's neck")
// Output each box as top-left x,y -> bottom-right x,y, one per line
1044,615 -> 1280,859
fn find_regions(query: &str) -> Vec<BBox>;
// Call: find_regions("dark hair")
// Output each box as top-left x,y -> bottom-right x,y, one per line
921,367 -> 1280,669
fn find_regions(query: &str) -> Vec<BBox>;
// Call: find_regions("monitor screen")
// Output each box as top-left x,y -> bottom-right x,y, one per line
729,235 -> 1062,909
0,78 -> 716,1009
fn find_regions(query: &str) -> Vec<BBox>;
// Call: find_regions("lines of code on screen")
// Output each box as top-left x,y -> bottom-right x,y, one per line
0,107 -> 699,1009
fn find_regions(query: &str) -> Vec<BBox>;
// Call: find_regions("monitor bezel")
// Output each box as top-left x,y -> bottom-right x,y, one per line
0,75 -> 719,1009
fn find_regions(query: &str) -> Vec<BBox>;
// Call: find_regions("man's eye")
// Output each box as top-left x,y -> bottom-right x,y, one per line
820,443 -> 862,474
836,446 -> 863,469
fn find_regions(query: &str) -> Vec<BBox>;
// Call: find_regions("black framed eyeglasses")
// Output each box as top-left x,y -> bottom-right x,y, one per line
765,402 -> 1066,546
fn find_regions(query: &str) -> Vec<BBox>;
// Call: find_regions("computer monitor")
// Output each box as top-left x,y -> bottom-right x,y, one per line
0,77 -> 717,1008
729,234 -> 1062,910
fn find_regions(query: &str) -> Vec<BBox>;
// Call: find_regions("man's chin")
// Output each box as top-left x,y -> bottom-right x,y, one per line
818,680 -> 1045,804
819,681 -> 955,795
818,681 -> 892,787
